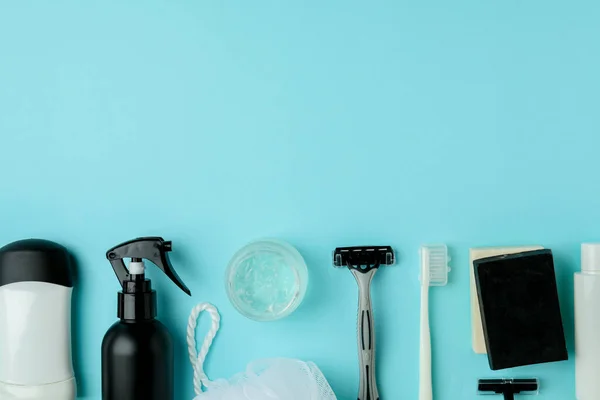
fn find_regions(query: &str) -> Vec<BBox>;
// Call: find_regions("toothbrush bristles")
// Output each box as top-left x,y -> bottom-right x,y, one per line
421,245 -> 450,286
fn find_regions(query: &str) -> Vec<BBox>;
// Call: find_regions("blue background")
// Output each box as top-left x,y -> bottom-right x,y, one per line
1,1 -> 599,399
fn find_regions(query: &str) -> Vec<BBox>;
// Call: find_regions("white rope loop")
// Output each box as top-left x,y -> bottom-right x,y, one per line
187,303 -> 221,396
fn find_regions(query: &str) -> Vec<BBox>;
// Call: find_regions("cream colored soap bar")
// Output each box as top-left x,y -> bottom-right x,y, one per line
470,246 -> 544,354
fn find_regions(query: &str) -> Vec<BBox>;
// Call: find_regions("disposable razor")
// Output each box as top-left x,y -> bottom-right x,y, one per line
478,379 -> 539,400
334,246 -> 395,400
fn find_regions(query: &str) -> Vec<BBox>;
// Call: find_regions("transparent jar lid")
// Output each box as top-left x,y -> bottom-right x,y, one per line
225,239 -> 308,322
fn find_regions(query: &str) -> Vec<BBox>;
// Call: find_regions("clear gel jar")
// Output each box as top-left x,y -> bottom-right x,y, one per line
226,239 -> 308,321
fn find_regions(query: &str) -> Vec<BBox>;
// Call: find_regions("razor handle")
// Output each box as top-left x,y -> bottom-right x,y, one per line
351,268 -> 379,400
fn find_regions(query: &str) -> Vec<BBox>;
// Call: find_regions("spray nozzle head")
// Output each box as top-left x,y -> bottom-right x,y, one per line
106,237 -> 191,296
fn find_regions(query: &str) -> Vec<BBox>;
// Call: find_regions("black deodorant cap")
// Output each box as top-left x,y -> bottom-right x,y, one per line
0,239 -> 73,288
474,249 -> 568,370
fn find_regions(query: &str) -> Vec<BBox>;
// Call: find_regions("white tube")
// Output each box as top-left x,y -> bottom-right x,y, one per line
575,244 -> 600,400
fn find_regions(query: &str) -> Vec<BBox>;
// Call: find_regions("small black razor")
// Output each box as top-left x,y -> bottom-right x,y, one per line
478,379 -> 539,400
333,245 -> 395,400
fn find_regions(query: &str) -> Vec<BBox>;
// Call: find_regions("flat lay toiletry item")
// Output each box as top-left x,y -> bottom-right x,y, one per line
575,243 -> 600,400
478,379 -> 539,400
102,237 -> 191,400
0,239 -> 76,400
334,246 -> 395,400
188,303 -> 337,400
226,239 -> 308,321
474,249 -> 567,370
419,244 -> 450,400
470,246 -> 543,354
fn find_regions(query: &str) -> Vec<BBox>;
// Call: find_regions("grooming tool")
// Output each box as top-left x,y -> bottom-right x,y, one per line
478,379 -> 539,400
226,239 -> 308,321
0,239 -> 76,400
102,237 -> 191,400
575,243 -> 600,400
333,246 -> 395,400
474,249 -> 567,370
419,245 -> 450,400
470,246 -> 543,354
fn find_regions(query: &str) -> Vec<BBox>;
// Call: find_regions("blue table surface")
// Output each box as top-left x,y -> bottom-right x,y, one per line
1,1 -> 599,398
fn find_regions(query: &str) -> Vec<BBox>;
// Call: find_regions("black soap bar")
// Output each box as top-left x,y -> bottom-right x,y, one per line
474,249 -> 568,370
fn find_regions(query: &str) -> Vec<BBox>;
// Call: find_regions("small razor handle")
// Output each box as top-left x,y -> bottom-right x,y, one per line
352,268 -> 379,400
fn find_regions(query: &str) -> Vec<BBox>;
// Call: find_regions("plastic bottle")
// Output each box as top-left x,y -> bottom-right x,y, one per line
102,237 -> 191,400
575,243 -> 600,400
0,239 -> 76,400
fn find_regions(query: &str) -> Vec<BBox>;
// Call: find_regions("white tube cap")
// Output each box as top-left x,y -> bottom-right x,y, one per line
582,243 -> 600,273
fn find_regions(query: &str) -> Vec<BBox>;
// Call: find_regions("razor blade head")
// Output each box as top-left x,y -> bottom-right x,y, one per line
478,379 -> 539,396
333,246 -> 395,269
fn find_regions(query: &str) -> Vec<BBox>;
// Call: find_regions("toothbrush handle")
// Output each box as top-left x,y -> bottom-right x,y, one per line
352,269 -> 379,400
419,283 -> 432,400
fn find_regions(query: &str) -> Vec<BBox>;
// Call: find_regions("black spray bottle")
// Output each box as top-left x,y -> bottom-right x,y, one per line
102,237 -> 191,400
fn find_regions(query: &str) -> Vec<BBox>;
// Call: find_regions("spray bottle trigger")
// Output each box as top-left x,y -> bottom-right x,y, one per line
106,237 -> 191,296
146,240 -> 191,296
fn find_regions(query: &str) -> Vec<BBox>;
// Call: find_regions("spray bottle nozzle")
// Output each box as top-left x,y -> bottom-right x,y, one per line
106,237 -> 191,296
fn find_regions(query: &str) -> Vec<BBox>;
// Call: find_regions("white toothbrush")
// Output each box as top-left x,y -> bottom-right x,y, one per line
419,245 -> 450,400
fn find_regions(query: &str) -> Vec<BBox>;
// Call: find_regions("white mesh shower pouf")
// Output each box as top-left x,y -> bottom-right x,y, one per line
188,303 -> 337,400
